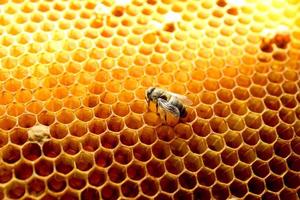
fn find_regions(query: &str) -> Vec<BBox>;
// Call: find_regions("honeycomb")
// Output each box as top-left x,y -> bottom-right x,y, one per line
0,0 -> 299,199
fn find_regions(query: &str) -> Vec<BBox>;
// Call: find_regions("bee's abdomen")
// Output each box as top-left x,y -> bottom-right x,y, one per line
177,103 -> 187,118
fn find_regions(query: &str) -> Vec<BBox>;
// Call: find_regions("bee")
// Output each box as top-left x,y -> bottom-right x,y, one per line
145,87 -> 192,123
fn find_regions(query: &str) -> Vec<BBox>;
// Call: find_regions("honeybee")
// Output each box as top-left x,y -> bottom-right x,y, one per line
145,87 -> 192,123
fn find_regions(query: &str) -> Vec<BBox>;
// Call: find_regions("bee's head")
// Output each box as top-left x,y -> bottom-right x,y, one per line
146,87 -> 156,101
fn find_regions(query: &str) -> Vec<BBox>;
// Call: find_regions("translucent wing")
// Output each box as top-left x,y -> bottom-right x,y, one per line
166,91 -> 193,106
157,98 -> 180,117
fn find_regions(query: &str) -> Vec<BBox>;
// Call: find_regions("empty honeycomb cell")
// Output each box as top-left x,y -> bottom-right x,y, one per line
88,168 -> 106,187
170,138 -> 189,157
280,188 -> 299,200
68,172 -> 86,190
55,155 -> 74,175
0,130 -> 8,148
121,180 -> 139,198
230,180 -> 248,198
233,87 -> 250,100
119,129 -> 138,146
252,159 -> 270,178
206,134 -> 224,152
75,108 -> 93,122
248,176 -> 265,195
101,131 -> 119,149
242,128 -> 258,145
215,164 -> 234,184
224,130 -> 243,149
139,126 -> 157,145
0,163 -> 12,184
284,171 -> 300,189
47,174 -> 67,193
146,158 -> 165,177
42,140 -> 61,158
238,145 -> 256,164
279,108 -> 296,124
28,178 -> 45,197
82,134 -> 99,152
69,120 -> 88,137
262,110 -> 279,127
270,157 -> 287,178
49,123 -> 68,139
62,136 -> 81,155
184,152 -> 202,172
75,152 -> 93,171
35,158 -> 54,177
125,113 -> 144,129
263,96 -> 281,110
107,116 -> 125,132
114,146 -> 133,165
10,128 -> 28,145
101,183 -> 120,200
57,109 -> 75,124
2,144 -> 21,164
37,111 -> 55,126
14,161 -> 33,180
95,149 -> 113,168
178,171 -> 197,190
0,116 -> 16,131
155,124 -> 175,141
274,140 -> 291,158
209,117 -> 228,133
266,83 -> 283,97
244,112 -> 262,129
152,140 -> 171,159
266,174 -> 284,192
234,162 -> 252,181
256,142 -> 274,161
221,148 -> 239,166
7,181 -> 25,199
276,123 -> 294,140
258,126 -> 277,145
188,135 -> 207,154
22,142 -> 42,161
141,177 -> 159,196
282,81 -> 298,94
281,94 -> 297,108
94,104 -> 112,119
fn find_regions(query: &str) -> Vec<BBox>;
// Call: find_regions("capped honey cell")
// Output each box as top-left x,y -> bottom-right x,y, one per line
0,0 -> 299,199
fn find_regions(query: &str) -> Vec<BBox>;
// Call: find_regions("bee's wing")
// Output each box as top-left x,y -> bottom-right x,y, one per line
157,98 -> 180,117
166,91 -> 193,106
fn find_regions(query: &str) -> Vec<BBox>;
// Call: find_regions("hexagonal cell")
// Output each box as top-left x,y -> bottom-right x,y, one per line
125,113 -> 144,129
47,174 -> 67,193
81,187 -> 100,200
55,154 -> 74,175
269,156 -> 287,175
146,158 -> 165,178
2,144 -> 21,164
82,134 -> 100,152
133,144 -> 152,162
238,145 -> 256,164
28,178 -> 46,197
95,149 -> 113,168
75,152 -> 93,171
0,163 -> 13,184
224,130 -> 243,149
212,183 -> 230,200
42,140 -> 61,158
88,118 -> 107,135
230,179 -> 248,198
276,123 -> 294,140
69,120 -> 88,137
49,123 -> 68,139
252,160 -> 270,178
35,158 -> 54,177
247,176 -> 265,195
265,174 -> 284,192
286,154 -> 300,172
10,127 -> 28,145
101,183 -> 120,200
255,142 -> 274,161
179,171 -> 197,190
87,167 -> 106,187
68,171 -> 86,190
206,134 -> 224,152
234,162 -> 252,181
61,190 -> 79,200
114,146 -> 132,165
14,160 -> 33,180
141,177 -> 159,197
62,136 -> 81,155
188,135 -> 207,154
100,131 -> 119,149
6,181 -> 26,199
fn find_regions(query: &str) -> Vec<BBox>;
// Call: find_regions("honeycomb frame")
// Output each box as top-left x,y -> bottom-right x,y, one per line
0,0 -> 299,199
